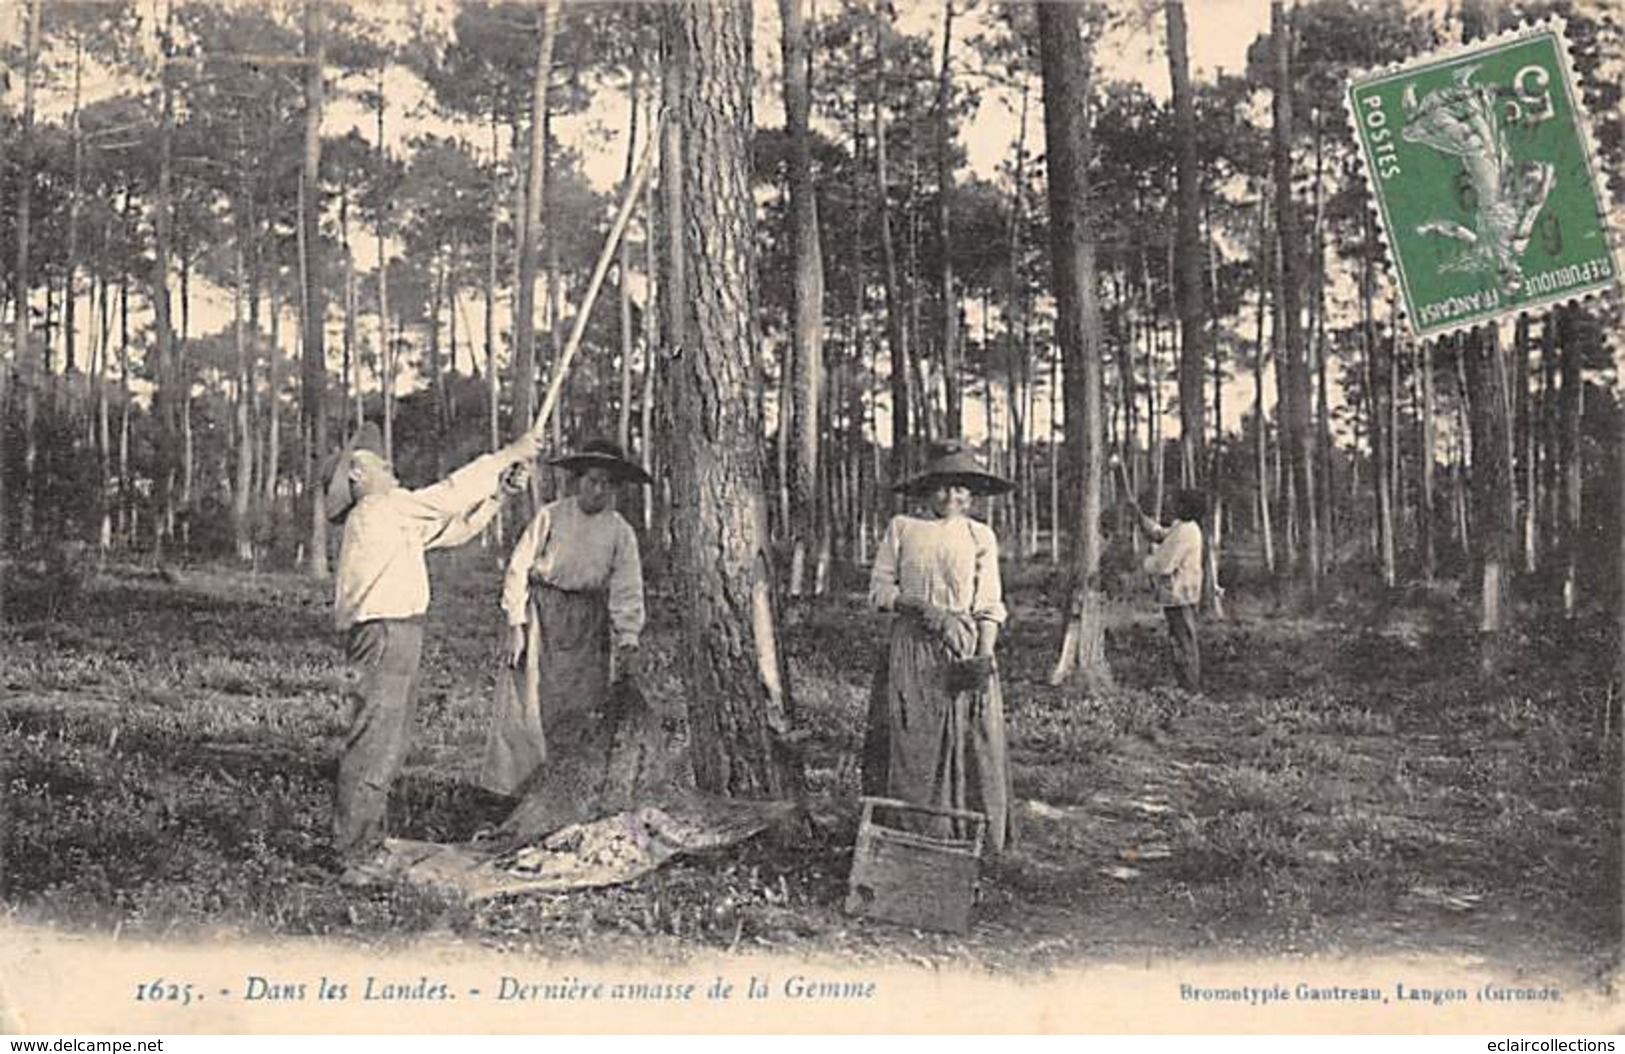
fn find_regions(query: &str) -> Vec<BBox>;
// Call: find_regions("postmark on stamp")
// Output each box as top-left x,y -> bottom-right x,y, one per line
1347,21 -> 1621,340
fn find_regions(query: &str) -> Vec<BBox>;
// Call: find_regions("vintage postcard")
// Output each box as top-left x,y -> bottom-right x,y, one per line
2,0 -> 1622,1038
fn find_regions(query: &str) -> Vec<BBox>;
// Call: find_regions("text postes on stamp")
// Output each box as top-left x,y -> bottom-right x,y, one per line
1347,22 -> 1621,340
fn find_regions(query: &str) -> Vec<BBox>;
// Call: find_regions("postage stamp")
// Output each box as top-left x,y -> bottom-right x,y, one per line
1347,21 -> 1622,340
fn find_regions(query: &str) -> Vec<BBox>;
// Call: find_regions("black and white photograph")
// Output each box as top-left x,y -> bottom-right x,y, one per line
0,0 -> 1621,1036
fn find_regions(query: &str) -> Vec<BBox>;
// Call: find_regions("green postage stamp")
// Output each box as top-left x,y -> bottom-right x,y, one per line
1347,21 -> 1622,340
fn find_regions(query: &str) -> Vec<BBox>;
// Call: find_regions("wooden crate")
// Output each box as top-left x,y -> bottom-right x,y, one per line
843,796 -> 986,934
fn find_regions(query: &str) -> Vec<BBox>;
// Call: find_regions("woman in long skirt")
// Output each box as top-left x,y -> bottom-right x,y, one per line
863,441 -> 1015,854
482,439 -> 652,794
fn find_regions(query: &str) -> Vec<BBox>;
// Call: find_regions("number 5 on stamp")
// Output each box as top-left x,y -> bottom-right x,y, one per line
1346,22 -> 1622,339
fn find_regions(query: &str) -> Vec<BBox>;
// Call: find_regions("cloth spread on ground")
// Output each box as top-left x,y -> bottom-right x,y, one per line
372,681 -> 794,899
374,795 -> 793,902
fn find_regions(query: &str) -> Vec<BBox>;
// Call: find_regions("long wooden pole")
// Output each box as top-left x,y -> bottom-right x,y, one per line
526,112 -> 665,441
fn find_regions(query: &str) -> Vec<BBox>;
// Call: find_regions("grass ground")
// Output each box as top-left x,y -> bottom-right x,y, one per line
0,545 -> 1617,980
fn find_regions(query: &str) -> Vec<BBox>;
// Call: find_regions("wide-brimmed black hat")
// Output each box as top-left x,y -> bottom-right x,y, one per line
322,420 -> 386,522
548,438 -> 654,486
894,440 -> 1014,497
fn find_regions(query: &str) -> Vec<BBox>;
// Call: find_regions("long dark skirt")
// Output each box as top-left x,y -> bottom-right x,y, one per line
481,584 -> 610,795
531,583 -> 612,742
861,616 -> 1013,854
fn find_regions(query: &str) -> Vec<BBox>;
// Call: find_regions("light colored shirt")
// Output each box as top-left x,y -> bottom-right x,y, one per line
1142,519 -> 1203,607
501,496 -> 645,648
868,513 -> 1008,625
333,452 -> 510,630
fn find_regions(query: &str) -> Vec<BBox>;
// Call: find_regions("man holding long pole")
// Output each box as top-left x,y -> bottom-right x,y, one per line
1115,454 -> 1206,694
324,421 -> 544,887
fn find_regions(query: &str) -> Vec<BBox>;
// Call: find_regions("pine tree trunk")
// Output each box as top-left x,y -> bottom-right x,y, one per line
1363,224 -> 1395,590
515,0 -> 562,454
427,250 -> 446,471
935,0 -> 959,440
65,35 -> 84,389
1538,314 -> 1558,568
339,188 -> 352,435
1461,0 -> 1514,649
1166,0 -> 1206,490
642,178 -> 659,535
617,68 -> 641,453
873,76 -> 910,487
1039,0 -> 1111,691
1254,192 -> 1276,575
301,0 -> 329,579
1466,325 -> 1514,643
1272,0 -> 1318,595
1049,332 -> 1060,564
119,261 -> 132,548
662,0 -> 798,799
375,70 -> 393,462
96,267 -> 112,553
180,245 -> 194,552
265,267 -> 282,515
655,50 -> 685,557
4,0 -> 43,576
152,2 -> 179,559
1516,314 -> 1536,573
1420,330 -> 1437,580
1559,309 -> 1582,616
547,205 -> 566,491
1454,343 -> 1473,552
1005,81 -> 1030,562
1202,206 -> 1224,619
1312,110 -> 1336,571
233,200 -> 254,564
486,111 -> 504,544
781,0 -> 825,598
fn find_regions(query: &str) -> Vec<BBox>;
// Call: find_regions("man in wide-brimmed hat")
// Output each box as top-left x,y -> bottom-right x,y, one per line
865,440 -> 1016,854
326,420 -> 544,886
483,438 -> 653,796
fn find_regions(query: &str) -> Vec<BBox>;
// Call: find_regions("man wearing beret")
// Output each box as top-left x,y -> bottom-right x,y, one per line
323,421 -> 543,887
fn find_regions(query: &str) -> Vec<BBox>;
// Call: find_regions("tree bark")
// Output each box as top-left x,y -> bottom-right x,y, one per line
375,66 -> 393,462
618,67 -> 641,453
265,263 -> 283,521
642,177 -> 659,535
1460,0 -> 1514,650
1516,314 -> 1536,573
1465,324 -> 1514,644
1271,0 -> 1318,595
180,241 -> 194,551
781,0 -> 825,598
234,182 -> 254,564
515,0 -> 562,457
1558,309 -> 1582,616
152,1 -> 179,559
4,0 -> 43,574
1420,321 -> 1437,580
1254,192 -> 1276,576
873,59 -> 910,487
1005,81 -> 1030,563
935,1 -> 960,440
1039,0 -> 1111,691
662,0 -> 799,798
65,34 -> 84,388
486,110 -> 503,543
301,0 -> 329,579
1311,109 -> 1336,570
1363,218 -> 1395,589
1166,0 -> 1206,490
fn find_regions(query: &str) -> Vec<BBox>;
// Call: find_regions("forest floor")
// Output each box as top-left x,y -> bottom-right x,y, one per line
0,544 -> 1618,985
